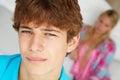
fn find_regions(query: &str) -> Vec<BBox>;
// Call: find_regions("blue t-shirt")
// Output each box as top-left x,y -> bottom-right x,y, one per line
0,54 -> 70,80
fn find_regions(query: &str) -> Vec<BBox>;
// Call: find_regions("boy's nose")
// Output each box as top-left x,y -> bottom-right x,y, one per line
29,36 -> 44,52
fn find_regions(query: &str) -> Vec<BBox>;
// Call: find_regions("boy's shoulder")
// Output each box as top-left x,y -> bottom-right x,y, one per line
0,54 -> 21,63
0,54 -> 21,79
60,67 -> 70,80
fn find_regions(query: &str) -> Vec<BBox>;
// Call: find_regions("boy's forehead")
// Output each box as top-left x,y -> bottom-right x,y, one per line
20,22 -> 65,31
21,22 -> 53,28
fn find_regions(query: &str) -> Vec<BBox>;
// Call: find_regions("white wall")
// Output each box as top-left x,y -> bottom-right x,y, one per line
0,0 -> 19,54
110,20 -> 120,61
0,0 -> 15,12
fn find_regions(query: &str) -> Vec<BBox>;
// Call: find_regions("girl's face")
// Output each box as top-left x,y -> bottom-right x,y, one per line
94,14 -> 113,35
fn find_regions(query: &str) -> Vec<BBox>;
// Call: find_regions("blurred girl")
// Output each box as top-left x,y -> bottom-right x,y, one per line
70,9 -> 119,80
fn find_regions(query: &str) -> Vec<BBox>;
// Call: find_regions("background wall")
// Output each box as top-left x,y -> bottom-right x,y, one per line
0,0 -> 120,60
107,0 -> 120,16
0,0 -> 19,54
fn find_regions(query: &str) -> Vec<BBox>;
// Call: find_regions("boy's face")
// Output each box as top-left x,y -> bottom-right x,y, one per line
18,22 -> 78,75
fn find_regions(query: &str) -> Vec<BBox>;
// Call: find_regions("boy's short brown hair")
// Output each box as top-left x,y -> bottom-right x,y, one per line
13,0 -> 83,41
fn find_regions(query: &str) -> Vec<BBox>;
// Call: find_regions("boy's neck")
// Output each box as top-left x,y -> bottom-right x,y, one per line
18,62 -> 61,80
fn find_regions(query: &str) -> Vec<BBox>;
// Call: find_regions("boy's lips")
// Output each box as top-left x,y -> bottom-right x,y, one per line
26,56 -> 47,62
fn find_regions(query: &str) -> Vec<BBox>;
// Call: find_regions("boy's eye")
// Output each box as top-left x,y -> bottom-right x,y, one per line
45,33 -> 57,37
20,30 -> 32,35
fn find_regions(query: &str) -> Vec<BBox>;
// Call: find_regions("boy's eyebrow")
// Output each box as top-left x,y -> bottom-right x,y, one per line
19,26 -> 32,30
40,28 -> 61,33
20,26 -> 62,33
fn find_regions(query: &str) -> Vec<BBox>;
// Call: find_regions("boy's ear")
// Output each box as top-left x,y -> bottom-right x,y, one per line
67,33 -> 80,53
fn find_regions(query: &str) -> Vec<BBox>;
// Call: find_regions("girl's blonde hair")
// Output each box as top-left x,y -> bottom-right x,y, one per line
100,9 -> 119,27
80,9 -> 119,68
